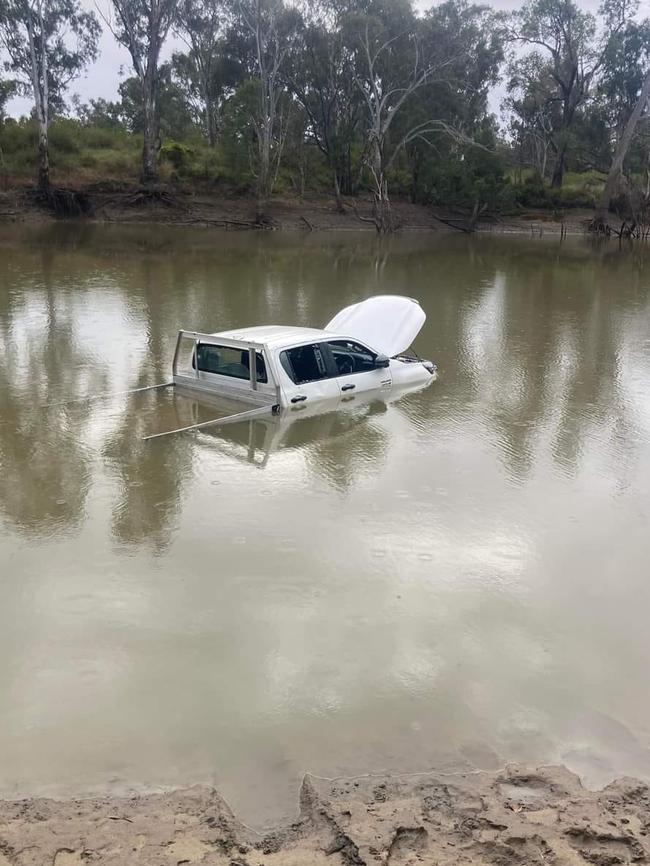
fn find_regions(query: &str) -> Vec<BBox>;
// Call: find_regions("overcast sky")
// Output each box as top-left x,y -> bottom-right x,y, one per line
3,0 -> 637,121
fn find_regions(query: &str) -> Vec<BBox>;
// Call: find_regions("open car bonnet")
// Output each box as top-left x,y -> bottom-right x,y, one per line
325,295 -> 425,357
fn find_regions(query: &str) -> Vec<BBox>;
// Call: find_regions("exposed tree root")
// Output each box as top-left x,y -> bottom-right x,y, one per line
588,218 -> 650,240
122,188 -> 181,209
26,186 -> 94,218
254,212 -> 279,230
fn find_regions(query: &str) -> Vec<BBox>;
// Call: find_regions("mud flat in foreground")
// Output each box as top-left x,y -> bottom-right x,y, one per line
1,764 -> 649,865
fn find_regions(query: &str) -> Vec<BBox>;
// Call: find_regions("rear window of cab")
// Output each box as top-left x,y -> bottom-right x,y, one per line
195,344 -> 268,383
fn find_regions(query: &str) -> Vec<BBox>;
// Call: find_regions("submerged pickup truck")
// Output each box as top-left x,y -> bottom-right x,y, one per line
172,295 -> 436,411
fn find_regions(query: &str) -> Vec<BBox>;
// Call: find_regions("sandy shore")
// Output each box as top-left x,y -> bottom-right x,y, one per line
1,765 -> 649,865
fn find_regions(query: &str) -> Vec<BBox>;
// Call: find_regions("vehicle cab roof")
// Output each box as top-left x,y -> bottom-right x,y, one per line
211,325 -> 342,349
211,296 -> 425,357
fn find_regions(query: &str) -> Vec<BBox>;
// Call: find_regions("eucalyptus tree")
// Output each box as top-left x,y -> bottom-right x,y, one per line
594,68 -> 650,227
509,0 -> 631,188
592,4 -> 650,225
402,0 -> 505,203
171,47 -> 240,147
0,0 -> 100,189
235,0 -> 300,220
286,0 -> 361,211
344,0 -> 466,232
598,2 -> 650,136
118,65 -> 196,139
505,53 -> 557,180
0,76 -> 15,178
105,0 -> 179,183
174,0 -> 242,147
0,75 -> 14,119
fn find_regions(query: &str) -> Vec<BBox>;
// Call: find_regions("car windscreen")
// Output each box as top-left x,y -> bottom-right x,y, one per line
326,339 -> 376,375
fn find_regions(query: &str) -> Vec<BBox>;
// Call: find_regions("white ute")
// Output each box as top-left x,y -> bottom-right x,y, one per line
171,295 -> 436,411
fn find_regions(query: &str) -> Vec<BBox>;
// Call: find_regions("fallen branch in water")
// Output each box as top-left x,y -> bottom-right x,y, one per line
430,202 -> 488,234
172,217 -> 269,229
430,212 -> 474,233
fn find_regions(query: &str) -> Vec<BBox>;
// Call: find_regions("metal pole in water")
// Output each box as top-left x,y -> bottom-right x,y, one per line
142,404 -> 274,442
44,381 -> 174,408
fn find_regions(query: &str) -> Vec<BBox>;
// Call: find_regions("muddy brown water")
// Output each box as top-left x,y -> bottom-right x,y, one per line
1,223 -> 650,828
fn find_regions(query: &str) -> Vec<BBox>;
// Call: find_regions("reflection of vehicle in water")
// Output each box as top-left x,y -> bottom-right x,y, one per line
172,295 -> 436,412
179,380 -> 435,468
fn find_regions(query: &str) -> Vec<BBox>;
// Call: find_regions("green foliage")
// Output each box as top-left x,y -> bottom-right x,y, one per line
506,0 -> 648,189
116,67 -> 197,141
0,0 -> 101,114
217,79 -> 258,191
0,0 -> 648,214
512,171 -> 601,209
0,75 -> 14,120
0,115 -> 141,181
48,119 -> 81,154
400,133 -> 515,213
173,0 -> 243,146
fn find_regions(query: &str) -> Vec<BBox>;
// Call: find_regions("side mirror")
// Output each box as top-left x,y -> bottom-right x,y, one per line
374,353 -> 390,368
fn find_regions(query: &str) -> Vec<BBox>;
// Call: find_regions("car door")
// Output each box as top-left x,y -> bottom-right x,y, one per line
278,342 -> 342,408
323,339 -> 392,398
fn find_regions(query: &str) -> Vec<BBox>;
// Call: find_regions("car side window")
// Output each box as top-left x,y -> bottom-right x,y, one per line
195,344 -> 268,383
280,344 -> 332,384
326,339 -> 376,375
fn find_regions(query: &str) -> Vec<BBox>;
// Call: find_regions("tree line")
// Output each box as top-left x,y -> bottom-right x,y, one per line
1,0 -> 650,231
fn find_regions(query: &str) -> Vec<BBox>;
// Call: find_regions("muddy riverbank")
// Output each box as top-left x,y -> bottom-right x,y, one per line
0,187 -> 595,234
1,765 -> 649,865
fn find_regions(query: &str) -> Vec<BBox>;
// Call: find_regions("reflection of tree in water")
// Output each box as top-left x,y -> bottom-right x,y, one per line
0,228 -> 198,547
3,225 -> 648,542
489,248 -> 645,483
395,237 -> 650,485
0,245 -> 97,536
101,263 -> 196,553
103,430 -> 193,553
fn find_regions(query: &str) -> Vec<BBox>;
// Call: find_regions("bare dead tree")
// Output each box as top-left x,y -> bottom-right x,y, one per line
353,23 -> 459,233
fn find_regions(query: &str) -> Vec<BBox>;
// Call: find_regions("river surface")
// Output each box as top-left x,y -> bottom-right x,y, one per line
1,224 -> 650,827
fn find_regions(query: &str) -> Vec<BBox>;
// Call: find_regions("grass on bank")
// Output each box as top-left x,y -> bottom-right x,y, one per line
0,116 -> 616,214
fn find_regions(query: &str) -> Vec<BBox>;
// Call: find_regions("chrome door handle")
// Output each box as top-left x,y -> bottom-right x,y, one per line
291,395 -> 307,403
341,384 -> 356,391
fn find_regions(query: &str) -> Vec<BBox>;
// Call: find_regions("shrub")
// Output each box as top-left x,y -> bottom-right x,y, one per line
160,141 -> 194,172
49,120 -> 82,155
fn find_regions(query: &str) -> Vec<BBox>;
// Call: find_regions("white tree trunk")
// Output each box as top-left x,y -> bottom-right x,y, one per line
141,74 -> 158,184
594,68 -> 650,227
26,0 -> 49,190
